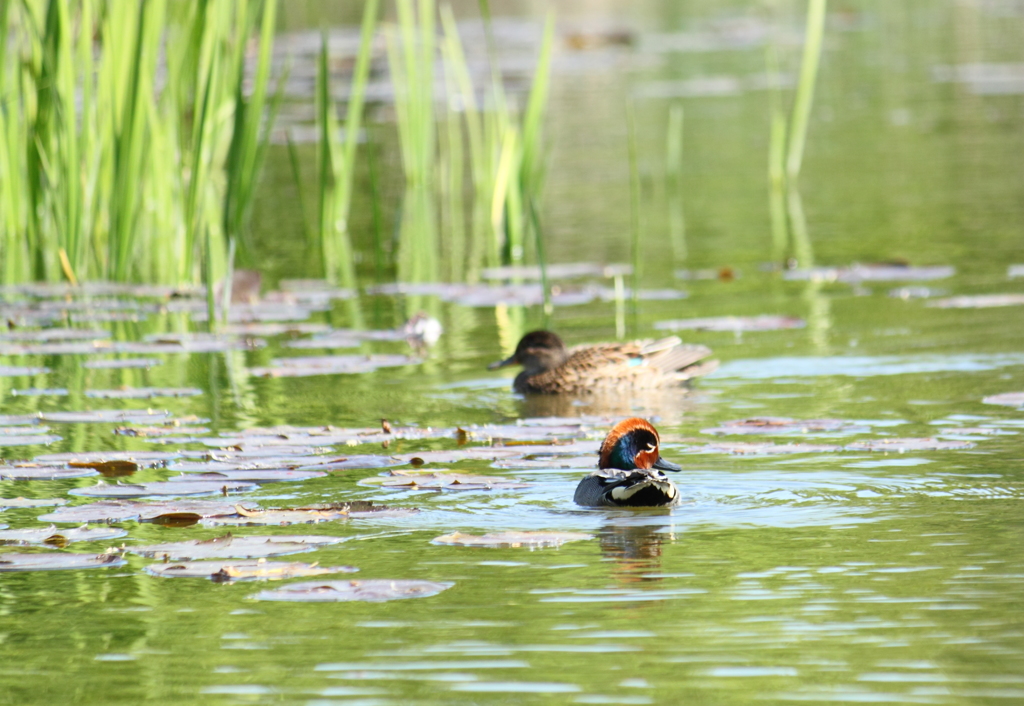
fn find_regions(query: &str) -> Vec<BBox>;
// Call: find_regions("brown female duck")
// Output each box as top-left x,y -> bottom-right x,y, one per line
488,330 -> 716,394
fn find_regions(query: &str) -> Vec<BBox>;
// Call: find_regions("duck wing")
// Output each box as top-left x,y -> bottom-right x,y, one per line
574,469 -> 679,507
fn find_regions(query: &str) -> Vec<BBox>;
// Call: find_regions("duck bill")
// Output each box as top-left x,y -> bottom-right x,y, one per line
653,456 -> 682,472
487,355 -> 517,370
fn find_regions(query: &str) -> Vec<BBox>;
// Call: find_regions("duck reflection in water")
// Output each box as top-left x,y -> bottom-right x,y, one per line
597,519 -> 675,584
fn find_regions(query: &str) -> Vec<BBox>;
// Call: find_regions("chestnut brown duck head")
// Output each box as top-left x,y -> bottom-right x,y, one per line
488,330 -> 716,395
574,418 -> 682,507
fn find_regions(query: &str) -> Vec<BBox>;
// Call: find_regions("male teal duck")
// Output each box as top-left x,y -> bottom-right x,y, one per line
574,418 -> 681,507
488,330 -> 716,394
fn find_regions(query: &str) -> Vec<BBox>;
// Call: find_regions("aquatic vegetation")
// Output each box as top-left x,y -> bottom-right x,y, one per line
146,560 -> 357,582
432,531 -> 592,548
0,1 -> 281,287
130,534 -> 346,560
252,579 -> 453,602
654,315 -> 805,332
0,553 -> 126,572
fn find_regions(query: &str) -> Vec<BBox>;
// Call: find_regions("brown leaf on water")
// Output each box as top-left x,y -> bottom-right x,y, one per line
130,533 -> 345,560
69,460 -> 138,477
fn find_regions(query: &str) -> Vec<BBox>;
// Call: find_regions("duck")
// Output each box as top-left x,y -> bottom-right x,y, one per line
488,330 -> 716,394
574,418 -> 682,507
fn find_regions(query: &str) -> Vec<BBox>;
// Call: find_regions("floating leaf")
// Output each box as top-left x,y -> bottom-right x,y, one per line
0,497 -> 66,510
68,481 -> 257,499
145,560 -> 357,582
0,365 -> 50,376
432,531 -> 592,548
0,435 -> 62,447
252,579 -> 453,602
784,264 -> 955,283
654,315 -> 805,332
168,470 -> 326,483
927,294 -> 1024,309
481,263 -> 630,280
35,450 -> 179,466
296,456 -> 402,471
39,409 -> 173,424
982,392 -> 1024,408
0,327 -> 110,342
250,354 -> 421,378
845,438 -> 975,452
69,460 -> 138,478
0,552 -> 126,571
200,502 -> 417,527
38,499 -> 246,524
0,466 -> 98,480
393,448 -> 523,464
361,471 -> 531,491
0,525 -> 126,546
701,417 -> 869,436
82,358 -> 162,370
10,388 -> 69,397
85,387 -> 202,399
691,442 -> 843,455
130,534 -> 345,560
115,425 -> 210,438
223,322 -> 332,336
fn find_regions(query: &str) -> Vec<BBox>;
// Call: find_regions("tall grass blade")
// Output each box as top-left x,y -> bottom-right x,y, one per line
666,102 -> 687,262
786,0 -> 827,182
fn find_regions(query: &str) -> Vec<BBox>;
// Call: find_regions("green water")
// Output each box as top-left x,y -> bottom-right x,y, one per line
3,2 -> 1024,704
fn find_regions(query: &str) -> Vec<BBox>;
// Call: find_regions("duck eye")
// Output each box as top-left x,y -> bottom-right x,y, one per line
645,443 -> 656,452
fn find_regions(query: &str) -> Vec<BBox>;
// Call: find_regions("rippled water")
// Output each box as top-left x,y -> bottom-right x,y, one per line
3,2 -> 1024,704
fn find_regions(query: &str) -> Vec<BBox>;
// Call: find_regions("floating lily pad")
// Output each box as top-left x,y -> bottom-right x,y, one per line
130,533 -> 345,560
296,456 -> 402,471
38,499 -> 246,524
223,322 -> 332,336
845,438 -> 975,452
361,471 -> 531,491
654,315 -> 805,332
39,409 -> 173,424
784,264 -> 955,283
82,358 -> 162,370
0,327 -> 110,342
0,497 -> 66,510
0,341 -> 115,355
492,455 -> 595,469
34,450 -> 179,465
1009,265 -> 1024,278
145,560 -> 357,582
84,387 -> 203,399
115,425 -> 210,438
982,392 -> 1024,408
889,286 -> 945,300
252,579 -> 453,602
393,448 -> 523,465
0,365 -> 50,376
168,470 -> 326,483
927,294 -> 1024,309
0,525 -> 127,546
0,435 -> 62,447
701,417 -> 869,435
250,354 -> 420,378
0,466 -> 98,480
692,442 -> 843,455
432,531 -> 592,548
0,415 -> 42,426
10,388 -> 69,397
596,287 -> 688,302
68,480 -> 257,499
200,502 -> 417,527
0,552 -> 126,571
0,426 -> 53,436
481,263 -> 630,280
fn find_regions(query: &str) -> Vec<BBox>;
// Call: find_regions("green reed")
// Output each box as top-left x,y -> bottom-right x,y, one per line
766,0 -> 826,266
312,0 -> 379,287
0,0 -> 279,288
388,3 -> 555,282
